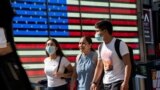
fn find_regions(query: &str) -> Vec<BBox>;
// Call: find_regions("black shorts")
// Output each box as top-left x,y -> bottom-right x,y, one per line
47,84 -> 68,90
103,80 -> 123,90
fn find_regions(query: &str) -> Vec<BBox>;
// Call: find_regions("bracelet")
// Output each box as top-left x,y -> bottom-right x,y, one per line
92,81 -> 97,85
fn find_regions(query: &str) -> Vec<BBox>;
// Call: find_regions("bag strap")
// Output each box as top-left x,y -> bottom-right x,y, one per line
57,56 -> 62,72
115,39 -> 122,60
99,39 -> 122,60
99,43 -> 103,55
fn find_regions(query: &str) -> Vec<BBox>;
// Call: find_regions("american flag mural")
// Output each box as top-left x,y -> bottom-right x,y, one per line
12,0 -> 139,77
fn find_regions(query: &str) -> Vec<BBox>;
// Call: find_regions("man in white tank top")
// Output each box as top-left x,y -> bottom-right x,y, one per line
91,20 -> 131,90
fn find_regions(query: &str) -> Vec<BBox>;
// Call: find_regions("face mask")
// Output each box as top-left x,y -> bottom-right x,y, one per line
95,33 -> 103,41
45,46 -> 56,55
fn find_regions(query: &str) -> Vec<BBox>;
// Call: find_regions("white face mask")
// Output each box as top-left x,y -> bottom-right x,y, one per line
95,33 -> 103,41
45,46 -> 56,55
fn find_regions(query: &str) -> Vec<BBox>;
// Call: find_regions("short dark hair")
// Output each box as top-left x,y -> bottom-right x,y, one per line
95,20 -> 113,35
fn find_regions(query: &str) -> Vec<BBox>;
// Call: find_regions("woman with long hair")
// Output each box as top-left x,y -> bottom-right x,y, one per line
44,38 -> 73,90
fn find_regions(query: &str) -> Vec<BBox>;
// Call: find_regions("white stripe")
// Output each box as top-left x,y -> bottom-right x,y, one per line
110,3 -> 136,8
17,50 -> 80,56
111,15 -> 137,20
68,12 -> 137,20
81,26 -> 138,31
67,1 -> 136,8
67,0 -> 79,5
14,37 -> 139,43
68,25 -> 81,30
113,26 -> 138,31
81,13 -> 109,19
67,0 -> 109,7
23,63 -> 44,69
92,38 -> 139,43
14,37 -> 80,42
68,12 -> 109,18
23,63 -> 75,70
81,1 -> 109,7
66,25 -> 138,31
18,49 -> 139,57
68,12 -> 80,18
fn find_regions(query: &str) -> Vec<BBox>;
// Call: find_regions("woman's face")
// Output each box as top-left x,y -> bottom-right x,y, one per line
45,40 -> 57,55
78,37 -> 91,53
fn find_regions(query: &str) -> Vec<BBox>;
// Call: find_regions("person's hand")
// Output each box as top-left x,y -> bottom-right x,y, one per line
53,72 -> 64,78
90,83 -> 97,90
120,82 -> 129,90
0,43 -> 12,56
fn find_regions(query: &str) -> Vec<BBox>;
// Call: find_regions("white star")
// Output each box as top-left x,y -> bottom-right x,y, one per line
20,15 -> 23,18
24,2 -> 27,5
35,12 -> 37,15
34,3 -> 36,5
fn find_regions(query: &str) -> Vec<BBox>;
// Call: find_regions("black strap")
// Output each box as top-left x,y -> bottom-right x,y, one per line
99,43 -> 103,55
115,39 -> 122,60
57,56 -> 62,72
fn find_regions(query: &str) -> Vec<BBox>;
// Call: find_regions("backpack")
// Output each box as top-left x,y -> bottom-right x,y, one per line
99,39 -> 136,90
114,39 -> 136,90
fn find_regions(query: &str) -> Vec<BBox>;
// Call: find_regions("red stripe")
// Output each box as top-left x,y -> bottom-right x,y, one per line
16,43 -> 45,49
20,56 -> 78,63
68,19 -> 137,26
67,5 -> 79,12
113,32 -> 138,37
127,43 -> 139,49
134,55 -> 140,60
16,43 -> 80,49
68,18 -> 80,24
111,8 -> 136,14
68,6 -> 136,14
69,31 -> 81,36
26,70 -> 45,77
20,56 -> 45,63
111,20 -> 137,26
82,31 -> 138,38
80,7 -> 109,13
111,0 -> 136,3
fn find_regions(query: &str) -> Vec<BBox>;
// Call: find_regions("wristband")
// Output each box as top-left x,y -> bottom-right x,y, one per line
92,81 -> 97,85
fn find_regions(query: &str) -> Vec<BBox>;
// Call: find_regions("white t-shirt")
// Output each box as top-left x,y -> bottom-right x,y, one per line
98,38 -> 129,84
0,27 -> 7,48
44,56 -> 70,87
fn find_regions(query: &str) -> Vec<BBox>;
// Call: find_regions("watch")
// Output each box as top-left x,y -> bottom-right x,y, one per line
92,81 -> 97,85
